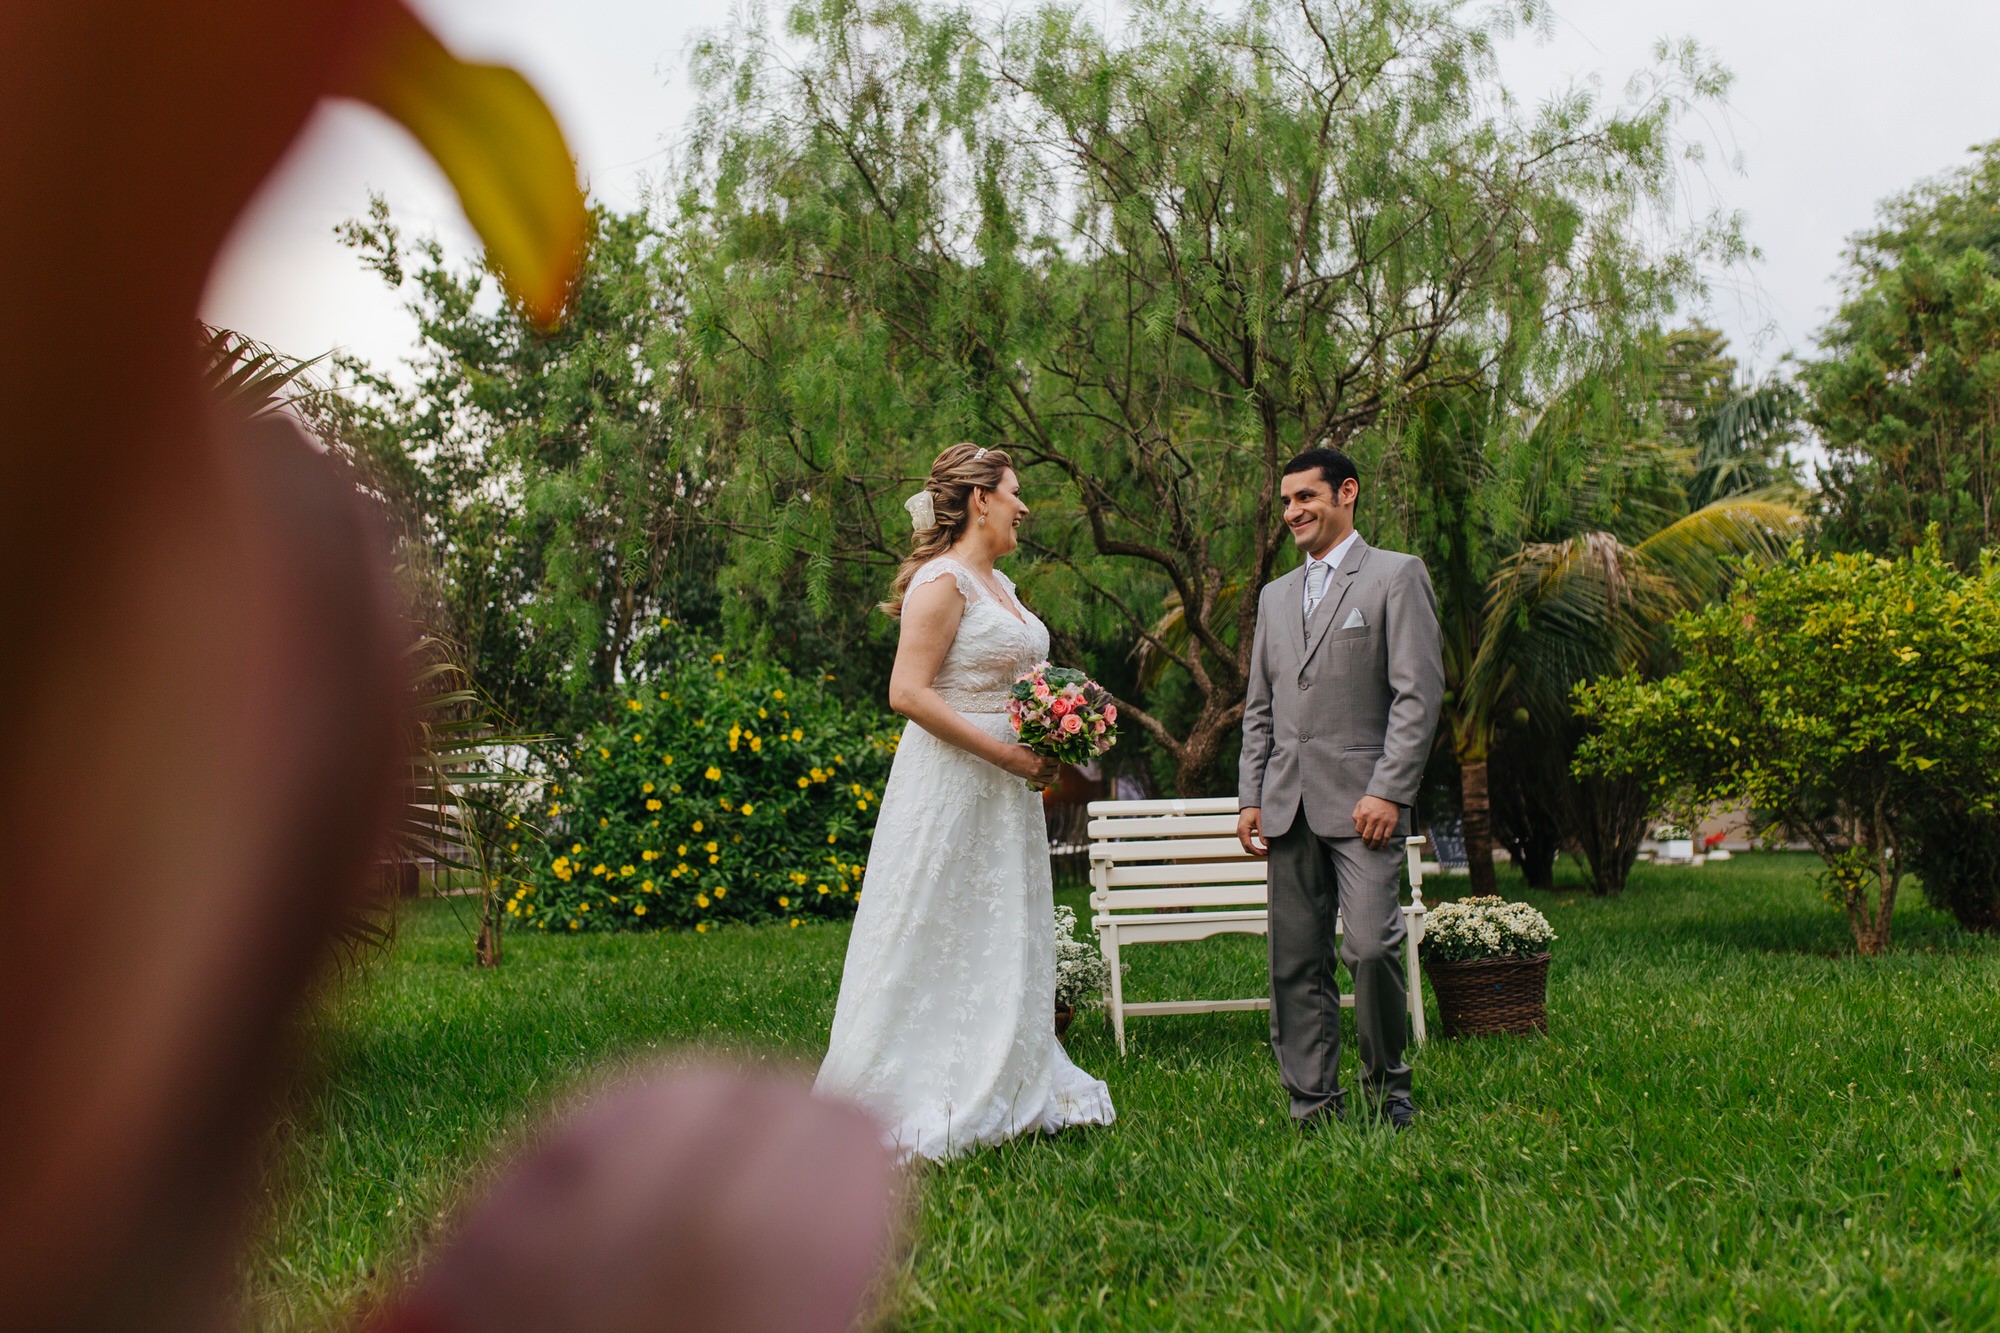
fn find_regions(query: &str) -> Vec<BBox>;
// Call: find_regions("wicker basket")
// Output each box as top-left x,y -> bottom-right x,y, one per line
1423,952 -> 1551,1038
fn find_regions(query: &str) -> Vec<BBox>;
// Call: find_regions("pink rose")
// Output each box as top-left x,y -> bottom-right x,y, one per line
1094,719 -> 1107,734
1011,716 -> 1023,734
1033,681 -> 1052,701
1104,704 -> 1118,725
1050,697 -> 1071,717
1061,713 -> 1084,735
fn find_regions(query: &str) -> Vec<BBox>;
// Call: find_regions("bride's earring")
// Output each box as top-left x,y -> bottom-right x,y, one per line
979,512 -> 987,526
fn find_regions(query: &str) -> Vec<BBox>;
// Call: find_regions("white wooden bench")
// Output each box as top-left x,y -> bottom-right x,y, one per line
1086,796 -> 1428,1054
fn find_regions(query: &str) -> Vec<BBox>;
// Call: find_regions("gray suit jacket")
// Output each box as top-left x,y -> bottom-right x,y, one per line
1238,537 -> 1445,840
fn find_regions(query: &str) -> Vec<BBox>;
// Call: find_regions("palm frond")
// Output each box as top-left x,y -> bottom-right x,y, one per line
1633,499 -> 1800,604
197,322 -> 330,419
1132,580 -> 1246,691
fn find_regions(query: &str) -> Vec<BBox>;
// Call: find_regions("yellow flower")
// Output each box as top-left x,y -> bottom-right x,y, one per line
620,864 -> 635,876
696,922 -> 709,934
740,803 -> 756,816
642,781 -> 655,793
719,798 -> 732,811
662,754 -> 674,765
625,699 -> 642,712
817,883 -> 830,895
678,844 -> 689,855
634,904 -> 647,916
658,690 -> 669,700
778,896 -> 790,908
705,841 -> 719,853
599,747 -> 610,759
692,820 -> 704,833
796,776 -> 811,789
774,690 -> 786,702
571,843 -> 584,855
705,766 -> 722,781
714,886 -> 726,898
708,854 -> 719,865
711,652 -> 725,663
642,849 -> 658,861
599,817 -> 609,828
552,784 -> 563,795
642,879 -> 655,891
660,617 -> 672,628
855,800 -> 867,811
646,798 -> 662,812
791,871 -> 808,885
790,918 -> 801,928
749,736 -> 763,752
592,863 -> 608,876
670,783 -> 681,793
548,804 -> 562,816
827,833 -> 838,844
632,733 -> 643,743
757,707 -> 767,719
791,728 -> 804,741
570,920 -> 579,930
696,894 -> 710,908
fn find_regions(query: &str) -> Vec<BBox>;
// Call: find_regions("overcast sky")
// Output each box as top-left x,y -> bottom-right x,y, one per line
202,0 -> 2000,384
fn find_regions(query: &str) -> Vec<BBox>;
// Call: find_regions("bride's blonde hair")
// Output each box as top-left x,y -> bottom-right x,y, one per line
880,442 -> 1015,617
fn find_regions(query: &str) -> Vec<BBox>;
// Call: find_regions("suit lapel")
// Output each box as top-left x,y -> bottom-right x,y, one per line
1282,565 -> 1309,666
1301,537 -> 1371,669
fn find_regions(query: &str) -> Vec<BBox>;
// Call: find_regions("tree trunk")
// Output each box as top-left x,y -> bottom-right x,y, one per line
1172,703 -> 1242,797
1575,773 -> 1648,896
475,884 -> 503,969
1460,757 -> 1497,896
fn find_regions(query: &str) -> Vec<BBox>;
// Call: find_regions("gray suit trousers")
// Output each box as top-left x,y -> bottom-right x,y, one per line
1267,812 -> 1412,1118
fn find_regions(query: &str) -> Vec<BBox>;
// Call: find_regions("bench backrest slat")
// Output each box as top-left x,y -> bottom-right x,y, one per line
1102,860 -> 1269,887
1085,797 -> 1239,817
1088,835 -> 1249,863
1085,813 -> 1240,839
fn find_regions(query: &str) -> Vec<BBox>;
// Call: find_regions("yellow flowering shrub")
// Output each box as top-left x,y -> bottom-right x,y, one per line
524,626 -> 893,931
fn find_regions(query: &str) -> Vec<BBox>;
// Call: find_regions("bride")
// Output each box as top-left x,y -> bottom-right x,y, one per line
814,443 -> 1116,1161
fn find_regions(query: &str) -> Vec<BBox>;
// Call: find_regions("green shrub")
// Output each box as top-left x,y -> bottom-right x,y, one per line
517,627 -> 897,933
1575,535 -> 2000,954
1904,805 -> 2000,934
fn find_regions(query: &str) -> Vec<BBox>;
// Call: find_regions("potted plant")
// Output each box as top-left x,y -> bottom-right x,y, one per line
1419,896 -> 1557,1037
1053,904 -> 1109,1037
1654,822 -> 1695,863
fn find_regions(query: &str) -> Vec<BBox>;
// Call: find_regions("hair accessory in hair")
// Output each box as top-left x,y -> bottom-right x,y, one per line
904,488 -> 938,532
974,446 -> 987,459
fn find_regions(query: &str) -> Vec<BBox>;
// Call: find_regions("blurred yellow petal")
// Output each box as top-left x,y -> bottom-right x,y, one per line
343,1 -> 585,328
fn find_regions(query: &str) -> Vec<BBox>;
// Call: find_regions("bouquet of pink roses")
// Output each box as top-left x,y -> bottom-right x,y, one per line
1007,662 -> 1119,767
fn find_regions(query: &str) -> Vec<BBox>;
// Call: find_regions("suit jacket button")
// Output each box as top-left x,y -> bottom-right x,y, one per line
1300,733 -> 1312,743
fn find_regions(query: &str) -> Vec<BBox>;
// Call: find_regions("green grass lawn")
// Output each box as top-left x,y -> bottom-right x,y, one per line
250,855 -> 2000,1330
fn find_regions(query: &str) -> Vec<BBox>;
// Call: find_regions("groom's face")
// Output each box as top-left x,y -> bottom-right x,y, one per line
1280,467 -> 1357,559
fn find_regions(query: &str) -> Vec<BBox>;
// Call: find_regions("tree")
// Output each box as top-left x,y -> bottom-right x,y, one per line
1575,537 -> 2000,955
1400,345 -> 1796,896
681,0 -> 1740,794
328,201 -> 707,737
1807,141 -> 2000,571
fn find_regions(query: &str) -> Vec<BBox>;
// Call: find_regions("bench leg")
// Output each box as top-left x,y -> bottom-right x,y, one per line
1102,923 -> 1126,1056
1405,923 -> 1426,1045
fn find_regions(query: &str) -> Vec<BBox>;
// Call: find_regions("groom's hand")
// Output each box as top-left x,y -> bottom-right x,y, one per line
1352,796 -> 1400,850
1236,806 -> 1267,857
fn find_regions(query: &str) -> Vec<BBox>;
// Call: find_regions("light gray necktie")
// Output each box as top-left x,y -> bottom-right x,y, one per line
1305,559 -> 1329,621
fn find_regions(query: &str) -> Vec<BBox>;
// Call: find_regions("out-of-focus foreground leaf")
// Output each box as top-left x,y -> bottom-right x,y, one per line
342,1 -> 586,328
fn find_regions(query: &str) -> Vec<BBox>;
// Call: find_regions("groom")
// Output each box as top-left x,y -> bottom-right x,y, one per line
1236,447 -> 1444,1129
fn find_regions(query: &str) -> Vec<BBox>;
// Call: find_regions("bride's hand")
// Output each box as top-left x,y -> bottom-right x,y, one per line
999,746 -> 1060,789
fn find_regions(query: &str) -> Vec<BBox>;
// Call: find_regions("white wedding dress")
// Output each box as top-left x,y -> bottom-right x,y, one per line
814,555 -> 1116,1161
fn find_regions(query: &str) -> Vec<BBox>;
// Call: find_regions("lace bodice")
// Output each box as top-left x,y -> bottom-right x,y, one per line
909,556 -> 1050,713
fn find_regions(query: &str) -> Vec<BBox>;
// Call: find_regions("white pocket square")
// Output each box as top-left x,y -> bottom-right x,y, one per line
1340,607 -> 1367,630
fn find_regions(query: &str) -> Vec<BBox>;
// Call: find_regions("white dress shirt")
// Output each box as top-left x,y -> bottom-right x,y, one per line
1302,529 -> 1361,616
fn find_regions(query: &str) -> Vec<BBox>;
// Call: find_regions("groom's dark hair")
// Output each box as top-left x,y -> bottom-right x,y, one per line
1282,446 -> 1358,492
